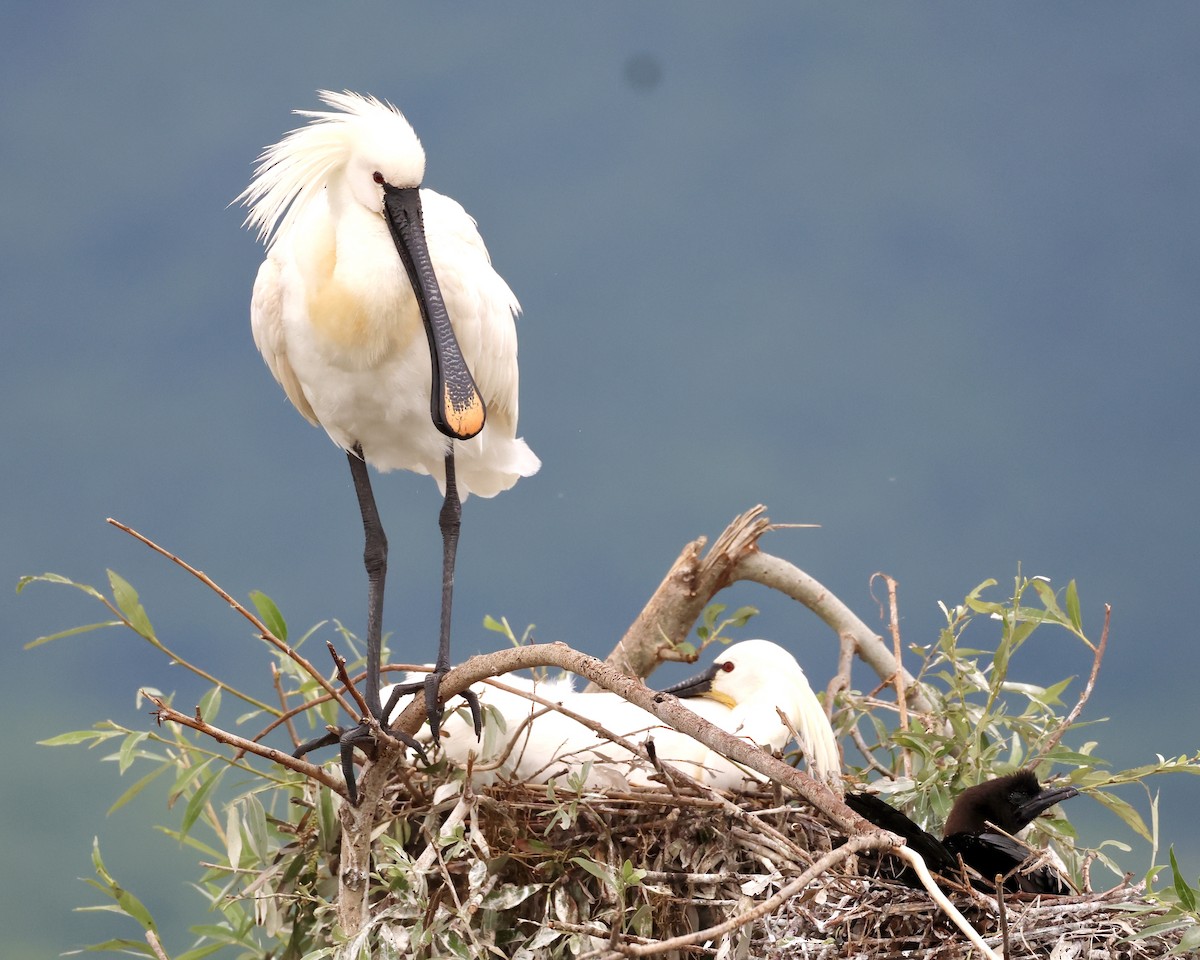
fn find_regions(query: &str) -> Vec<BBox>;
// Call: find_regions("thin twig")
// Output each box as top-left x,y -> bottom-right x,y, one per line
849,721 -> 895,779
996,877 -> 1011,960
733,549 -> 934,713
146,694 -> 345,796
107,518 -> 357,719
871,572 -> 910,781
825,630 -> 857,721
326,640 -> 371,719
241,661 -> 422,753
145,931 -> 172,960
270,664 -> 301,747
1029,603 -> 1110,767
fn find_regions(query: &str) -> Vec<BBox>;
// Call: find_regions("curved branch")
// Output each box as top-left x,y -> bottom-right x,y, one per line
893,846 -> 1002,960
390,642 -> 859,831
730,552 -> 934,712
602,506 -> 934,712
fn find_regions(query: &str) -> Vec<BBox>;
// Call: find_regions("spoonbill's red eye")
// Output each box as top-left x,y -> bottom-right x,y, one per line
372,171 -> 385,184
720,661 -> 735,673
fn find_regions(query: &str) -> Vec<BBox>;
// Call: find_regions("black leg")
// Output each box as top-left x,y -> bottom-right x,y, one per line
422,449 -> 482,740
347,445 -> 387,723
288,445 -> 412,806
291,444 -> 477,805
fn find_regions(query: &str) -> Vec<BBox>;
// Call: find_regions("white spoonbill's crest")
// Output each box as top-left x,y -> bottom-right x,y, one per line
385,639 -> 841,793
238,90 -> 427,249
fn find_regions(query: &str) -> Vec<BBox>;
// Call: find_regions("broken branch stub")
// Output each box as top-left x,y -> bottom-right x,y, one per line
601,505 -> 772,683
600,505 -> 932,713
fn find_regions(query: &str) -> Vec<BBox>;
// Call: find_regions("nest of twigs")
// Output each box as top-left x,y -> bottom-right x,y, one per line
339,764 -> 1184,960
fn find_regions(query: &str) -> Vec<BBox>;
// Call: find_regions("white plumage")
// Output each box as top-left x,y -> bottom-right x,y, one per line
239,92 -> 539,797
239,90 -> 539,496
383,639 -> 841,792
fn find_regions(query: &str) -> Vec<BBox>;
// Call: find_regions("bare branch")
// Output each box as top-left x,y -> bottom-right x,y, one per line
892,846 -> 1003,960
824,630 -> 856,743
734,550 -> 933,712
146,694 -> 344,796
326,640 -> 371,720
602,507 -> 934,713
269,664 -> 301,748
145,930 -> 172,960
600,506 -> 771,683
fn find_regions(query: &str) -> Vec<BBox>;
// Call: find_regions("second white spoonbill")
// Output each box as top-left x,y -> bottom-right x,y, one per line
385,639 -> 840,791
238,91 -> 540,802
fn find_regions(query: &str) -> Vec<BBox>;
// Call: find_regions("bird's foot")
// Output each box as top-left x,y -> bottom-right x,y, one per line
381,668 -> 482,742
293,717 -> 430,806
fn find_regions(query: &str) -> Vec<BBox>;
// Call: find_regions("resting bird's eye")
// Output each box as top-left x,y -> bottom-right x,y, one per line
372,171 -> 385,184
720,661 -> 735,673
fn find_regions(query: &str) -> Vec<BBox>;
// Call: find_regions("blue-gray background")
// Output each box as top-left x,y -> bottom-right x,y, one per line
4,5 -> 1197,957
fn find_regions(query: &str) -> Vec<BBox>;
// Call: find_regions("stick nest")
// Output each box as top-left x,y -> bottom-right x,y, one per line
346,768 -> 1187,960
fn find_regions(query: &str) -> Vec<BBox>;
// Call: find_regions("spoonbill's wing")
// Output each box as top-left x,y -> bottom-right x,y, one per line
250,255 -> 318,426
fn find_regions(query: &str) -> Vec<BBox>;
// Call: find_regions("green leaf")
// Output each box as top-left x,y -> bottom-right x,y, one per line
479,883 -> 544,911
629,903 -> 653,938
248,590 -> 287,641
39,728 -> 124,748
1064,580 -> 1083,632
171,758 -> 215,800
1176,924 -> 1200,953
1091,789 -> 1153,843
117,731 -> 149,774
726,605 -> 758,627
152,825 -> 221,859
180,766 -> 225,839
23,620 -> 124,650
113,887 -> 156,932
197,687 -> 221,724
570,856 -> 615,890
108,763 -> 170,815
175,943 -> 228,960
17,571 -> 106,600
619,859 -> 646,888
1029,578 -> 1066,623
87,838 -> 157,932
107,570 -> 155,640
242,793 -> 269,863
91,836 -> 112,883
1169,847 -> 1197,913
64,938 -> 155,956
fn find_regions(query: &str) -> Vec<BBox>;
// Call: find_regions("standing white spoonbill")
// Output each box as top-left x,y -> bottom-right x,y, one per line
238,91 -> 539,803
385,639 -> 841,791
